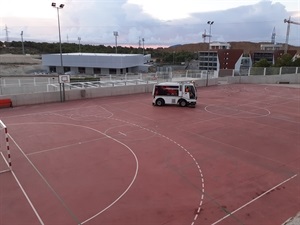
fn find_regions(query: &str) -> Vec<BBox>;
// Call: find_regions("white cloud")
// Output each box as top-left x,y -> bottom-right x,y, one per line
0,0 -> 299,47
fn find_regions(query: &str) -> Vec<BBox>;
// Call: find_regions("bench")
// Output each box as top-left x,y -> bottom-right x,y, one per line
0,99 -> 13,108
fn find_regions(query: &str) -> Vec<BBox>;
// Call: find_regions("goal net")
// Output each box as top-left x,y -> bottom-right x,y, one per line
0,120 -> 12,174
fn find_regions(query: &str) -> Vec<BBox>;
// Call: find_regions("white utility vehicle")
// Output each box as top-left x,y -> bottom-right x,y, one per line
152,82 -> 197,107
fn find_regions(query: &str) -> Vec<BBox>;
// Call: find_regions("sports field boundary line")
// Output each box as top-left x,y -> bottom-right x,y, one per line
211,174 -> 298,225
8,121 -> 139,225
10,168 -> 45,225
1,140 -> 45,224
0,152 -> 11,174
9,134 -> 81,225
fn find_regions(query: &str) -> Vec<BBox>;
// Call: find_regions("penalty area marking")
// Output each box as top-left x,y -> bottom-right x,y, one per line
211,174 -> 298,225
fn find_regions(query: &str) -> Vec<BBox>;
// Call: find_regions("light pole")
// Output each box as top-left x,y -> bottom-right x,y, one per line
78,37 -> 81,53
207,21 -> 214,87
52,2 -> 65,102
207,21 -> 214,45
142,38 -> 145,55
113,31 -> 118,54
20,31 -> 25,55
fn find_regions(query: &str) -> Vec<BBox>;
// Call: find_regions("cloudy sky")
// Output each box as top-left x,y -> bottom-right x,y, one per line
0,0 -> 299,48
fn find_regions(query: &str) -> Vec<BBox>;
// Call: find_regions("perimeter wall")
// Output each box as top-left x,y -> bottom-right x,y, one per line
0,73 -> 299,107
222,73 -> 299,84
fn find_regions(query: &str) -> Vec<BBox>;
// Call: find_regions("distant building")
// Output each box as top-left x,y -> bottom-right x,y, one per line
250,50 -> 297,65
209,42 -> 231,50
42,53 -> 152,75
187,41 -> 298,77
188,42 -> 243,76
260,43 -> 283,51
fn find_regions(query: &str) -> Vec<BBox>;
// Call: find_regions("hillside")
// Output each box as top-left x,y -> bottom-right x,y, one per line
163,41 -> 300,54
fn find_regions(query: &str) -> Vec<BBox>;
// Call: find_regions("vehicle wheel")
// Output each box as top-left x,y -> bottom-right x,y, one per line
156,98 -> 164,106
179,100 -> 187,107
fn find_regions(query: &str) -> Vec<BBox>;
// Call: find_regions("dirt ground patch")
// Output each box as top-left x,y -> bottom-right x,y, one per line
0,54 -> 43,75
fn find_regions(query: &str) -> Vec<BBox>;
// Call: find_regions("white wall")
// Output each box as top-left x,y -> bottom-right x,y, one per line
1,74 -> 297,107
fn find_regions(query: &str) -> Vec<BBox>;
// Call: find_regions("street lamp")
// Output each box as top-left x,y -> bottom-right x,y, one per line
113,31 -> 118,54
52,2 -> 65,102
20,31 -> 25,55
207,21 -> 214,45
207,21 -> 214,87
78,37 -> 81,53
52,2 -> 64,72
142,38 -> 145,55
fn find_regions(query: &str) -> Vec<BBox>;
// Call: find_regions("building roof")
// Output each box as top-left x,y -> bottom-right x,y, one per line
58,53 -> 143,57
42,53 -> 150,68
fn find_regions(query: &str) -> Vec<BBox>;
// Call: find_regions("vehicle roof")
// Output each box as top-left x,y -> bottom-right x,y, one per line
156,82 -> 194,86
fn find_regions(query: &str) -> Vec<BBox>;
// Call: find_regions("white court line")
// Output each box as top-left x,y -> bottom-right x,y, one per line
2,136 -> 45,225
8,122 -> 139,225
118,131 -> 127,136
211,174 -> 298,225
9,133 -> 82,224
110,117 -> 205,225
10,169 -> 45,225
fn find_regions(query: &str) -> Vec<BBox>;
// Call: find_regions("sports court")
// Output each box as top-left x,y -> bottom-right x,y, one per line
0,83 -> 299,225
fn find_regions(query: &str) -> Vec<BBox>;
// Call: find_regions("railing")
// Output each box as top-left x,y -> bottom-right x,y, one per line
0,67 -> 299,95
246,67 -> 299,76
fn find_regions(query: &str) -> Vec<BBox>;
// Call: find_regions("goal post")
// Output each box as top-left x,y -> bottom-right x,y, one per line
0,120 -> 12,173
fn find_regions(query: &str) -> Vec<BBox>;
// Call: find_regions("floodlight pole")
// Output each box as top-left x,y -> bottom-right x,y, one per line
20,31 -> 25,55
207,21 -> 214,87
142,38 -> 145,55
52,2 -> 65,102
113,31 -> 118,54
207,21 -> 214,44
78,37 -> 81,53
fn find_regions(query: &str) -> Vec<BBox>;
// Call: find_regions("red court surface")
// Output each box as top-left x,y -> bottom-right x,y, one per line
0,84 -> 299,225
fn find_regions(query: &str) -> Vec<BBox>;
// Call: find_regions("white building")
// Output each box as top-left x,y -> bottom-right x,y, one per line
42,53 -> 152,75
209,42 -> 231,50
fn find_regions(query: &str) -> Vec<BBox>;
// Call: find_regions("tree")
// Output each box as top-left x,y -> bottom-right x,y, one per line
274,53 -> 293,67
292,57 -> 300,66
253,58 -> 272,67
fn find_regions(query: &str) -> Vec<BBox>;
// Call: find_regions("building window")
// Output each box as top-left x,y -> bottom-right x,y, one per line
64,67 -> 70,73
94,68 -> 101,74
49,66 -> 56,73
109,68 -> 117,74
78,67 -> 85,74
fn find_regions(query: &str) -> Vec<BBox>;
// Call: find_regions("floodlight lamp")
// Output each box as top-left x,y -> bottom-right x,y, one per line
51,2 -> 56,7
59,4 -> 64,8
211,21 -> 214,25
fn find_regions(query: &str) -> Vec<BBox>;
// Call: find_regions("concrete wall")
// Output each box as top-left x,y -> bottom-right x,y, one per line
223,74 -> 299,84
2,83 -> 156,107
0,74 -> 297,107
